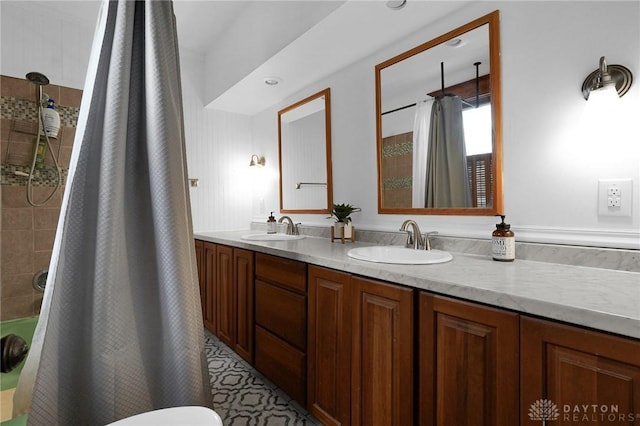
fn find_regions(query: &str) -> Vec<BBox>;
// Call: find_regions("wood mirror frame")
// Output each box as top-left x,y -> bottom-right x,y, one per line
278,88 -> 333,214
375,10 -> 503,216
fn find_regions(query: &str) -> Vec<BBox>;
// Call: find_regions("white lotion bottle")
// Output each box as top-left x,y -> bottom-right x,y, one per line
42,99 -> 60,138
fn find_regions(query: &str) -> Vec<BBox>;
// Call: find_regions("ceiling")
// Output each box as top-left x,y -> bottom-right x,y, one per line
25,0 -> 471,115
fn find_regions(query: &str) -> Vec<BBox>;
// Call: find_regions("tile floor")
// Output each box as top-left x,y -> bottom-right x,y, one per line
204,331 -> 322,425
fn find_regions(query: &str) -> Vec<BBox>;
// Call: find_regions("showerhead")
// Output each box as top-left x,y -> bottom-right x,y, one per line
26,72 -> 49,86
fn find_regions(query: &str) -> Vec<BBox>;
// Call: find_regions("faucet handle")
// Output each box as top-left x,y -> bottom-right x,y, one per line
294,223 -> 301,235
423,231 -> 439,251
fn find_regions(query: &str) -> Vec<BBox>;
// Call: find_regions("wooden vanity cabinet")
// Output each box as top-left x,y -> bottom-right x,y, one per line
351,276 -> 414,426
195,240 -> 253,353
216,245 -> 233,346
194,240 -> 217,333
308,266 -> 352,426
307,267 -> 414,426
193,240 -> 254,361
195,240 -> 640,426
195,240 -> 206,323
419,293 -> 519,426
215,245 -> 254,363
520,316 -> 640,426
234,249 -> 254,362
254,253 -> 308,405
195,239 -> 204,305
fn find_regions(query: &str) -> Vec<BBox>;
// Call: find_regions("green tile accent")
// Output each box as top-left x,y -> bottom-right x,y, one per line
383,176 -> 412,190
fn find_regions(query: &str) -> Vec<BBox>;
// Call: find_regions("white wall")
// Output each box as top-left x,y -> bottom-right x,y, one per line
0,1 -> 96,89
251,1 -> 640,249
180,51 -> 254,232
0,1 -> 254,233
3,1 -> 638,248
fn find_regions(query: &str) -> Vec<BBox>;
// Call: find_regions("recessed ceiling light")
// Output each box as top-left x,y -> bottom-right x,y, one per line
445,38 -> 464,48
386,0 -> 406,10
263,77 -> 282,86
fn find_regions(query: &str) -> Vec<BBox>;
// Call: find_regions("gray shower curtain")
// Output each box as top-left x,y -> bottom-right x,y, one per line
424,96 -> 473,207
13,1 -> 212,424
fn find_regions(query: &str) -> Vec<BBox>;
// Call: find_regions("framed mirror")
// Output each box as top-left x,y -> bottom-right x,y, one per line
279,88 -> 333,213
375,10 -> 503,215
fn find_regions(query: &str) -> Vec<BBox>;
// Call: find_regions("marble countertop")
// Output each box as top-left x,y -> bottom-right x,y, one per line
195,231 -> 640,340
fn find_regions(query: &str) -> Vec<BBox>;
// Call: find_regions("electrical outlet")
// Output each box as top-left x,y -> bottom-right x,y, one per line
608,187 -> 621,196
608,196 -> 621,207
598,179 -> 632,217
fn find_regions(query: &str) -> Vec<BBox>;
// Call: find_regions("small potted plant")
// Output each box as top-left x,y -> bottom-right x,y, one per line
330,203 -> 361,242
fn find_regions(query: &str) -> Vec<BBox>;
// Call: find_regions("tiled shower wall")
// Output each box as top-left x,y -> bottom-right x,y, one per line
1,75 -> 81,320
382,131 -> 413,208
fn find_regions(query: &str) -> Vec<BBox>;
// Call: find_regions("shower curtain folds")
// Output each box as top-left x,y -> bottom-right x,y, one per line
424,96 -> 473,208
13,1 -> 212,424
412,98 -> 434,208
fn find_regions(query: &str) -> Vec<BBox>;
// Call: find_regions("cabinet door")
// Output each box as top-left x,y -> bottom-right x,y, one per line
234,248 -> 254,363
521,317 -> 640,425
216,245 -> 234,348
419,294 -> 519,426
351,276 -> 413,426
203,242 -> 217,333
308,266 -> 352,426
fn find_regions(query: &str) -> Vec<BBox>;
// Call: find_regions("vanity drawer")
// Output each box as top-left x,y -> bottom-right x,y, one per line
255,325 -> 306,405
255,279 -> 306,350
255,253 -> 307,293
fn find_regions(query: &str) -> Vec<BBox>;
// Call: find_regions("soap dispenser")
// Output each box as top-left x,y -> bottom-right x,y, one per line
267,212 -> 277,234
492,215 -> 515,262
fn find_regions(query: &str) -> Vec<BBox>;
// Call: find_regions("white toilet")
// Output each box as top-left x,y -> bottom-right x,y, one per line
106,406 -> 222,425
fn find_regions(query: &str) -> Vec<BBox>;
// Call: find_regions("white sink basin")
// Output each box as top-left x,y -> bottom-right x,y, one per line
347,246 -> 452,265
241,233 -> 305,241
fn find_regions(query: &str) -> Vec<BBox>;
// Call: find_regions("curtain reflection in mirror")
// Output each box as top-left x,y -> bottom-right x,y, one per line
424,96 -> 472,207
411,98 -> 434,207
382,99 -> 490,209
376,12 -> 503,214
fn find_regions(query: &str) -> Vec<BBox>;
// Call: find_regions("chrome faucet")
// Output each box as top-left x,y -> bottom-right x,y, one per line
399,220 -> 425,250
278,216 -> 298,235
399,220 -> 438,251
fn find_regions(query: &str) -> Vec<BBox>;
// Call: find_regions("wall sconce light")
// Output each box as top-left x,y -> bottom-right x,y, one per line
249,154 -> 265,167
581,56 -> 633,100
386,0 -> 407,10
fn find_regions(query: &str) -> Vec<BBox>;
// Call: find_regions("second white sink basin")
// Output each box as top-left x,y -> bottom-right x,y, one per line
348,246 -> 452,265
241,233 -> 305,241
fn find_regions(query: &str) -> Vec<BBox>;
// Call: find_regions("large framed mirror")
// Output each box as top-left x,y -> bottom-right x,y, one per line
279,88 -> 333,213
376,10 -> 502,215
